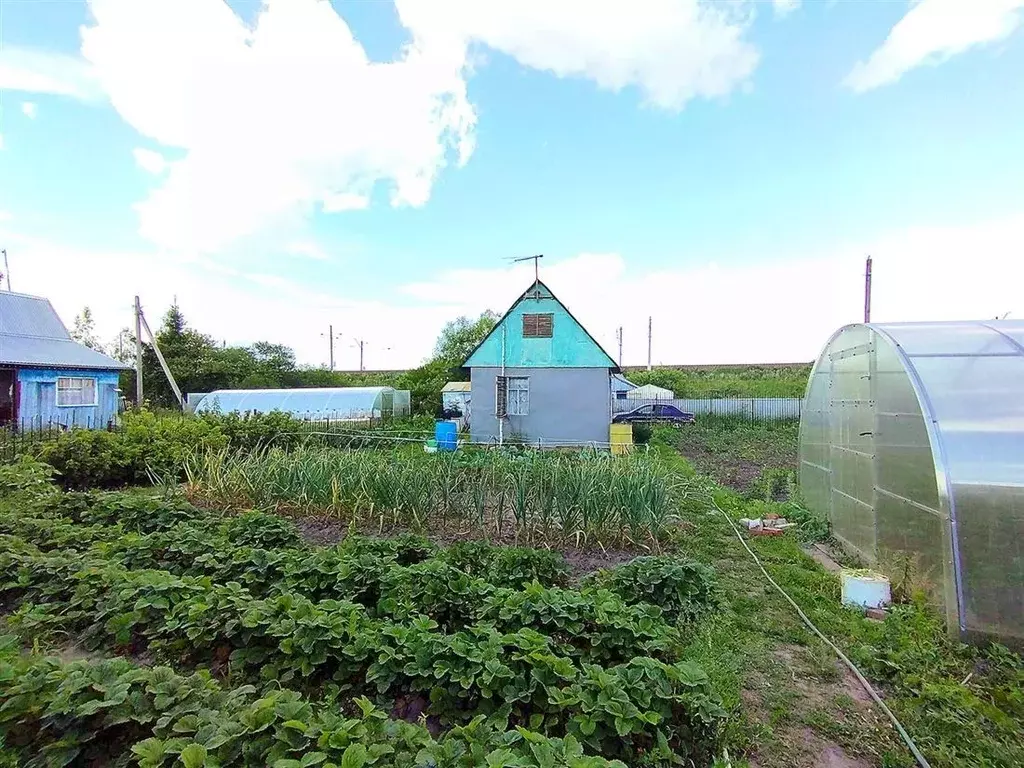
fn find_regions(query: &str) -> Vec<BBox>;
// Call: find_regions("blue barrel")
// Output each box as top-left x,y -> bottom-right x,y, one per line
435,420 -> 458,452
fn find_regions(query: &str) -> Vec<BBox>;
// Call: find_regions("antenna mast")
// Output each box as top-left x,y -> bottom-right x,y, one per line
512,254 -> 544,283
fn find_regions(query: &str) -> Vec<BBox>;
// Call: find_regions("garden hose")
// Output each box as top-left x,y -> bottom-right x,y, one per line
711,498 -> 933,768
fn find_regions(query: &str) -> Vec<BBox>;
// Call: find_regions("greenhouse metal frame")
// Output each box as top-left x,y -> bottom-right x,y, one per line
800,320 -> 1024,643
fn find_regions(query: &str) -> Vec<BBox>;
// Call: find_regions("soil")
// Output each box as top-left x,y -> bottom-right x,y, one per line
678,442 -> 767,491
741,643 -> 897,768
289,512 -> 639,580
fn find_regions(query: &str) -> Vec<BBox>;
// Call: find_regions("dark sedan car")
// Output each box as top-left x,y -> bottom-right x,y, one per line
612,403 -> 695,425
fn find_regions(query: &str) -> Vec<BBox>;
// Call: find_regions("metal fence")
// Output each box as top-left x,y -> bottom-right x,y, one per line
613,397 -> 803,421
0,418 -> 119,463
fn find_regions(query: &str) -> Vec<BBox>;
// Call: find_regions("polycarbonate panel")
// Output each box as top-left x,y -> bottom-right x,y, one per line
909,353 -> 1024,639
875,414 -> 940,511
874,490 -> 954,624
195,386 -> 389,419
953,483 -> 1024,637
883,322 -> 1016,357
831,488 -> 876,556
801,320 -> 1024,642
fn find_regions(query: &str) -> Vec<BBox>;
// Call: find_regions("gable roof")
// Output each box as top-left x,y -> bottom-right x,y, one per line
0,291 -> 132,370
462,279 -> 619,371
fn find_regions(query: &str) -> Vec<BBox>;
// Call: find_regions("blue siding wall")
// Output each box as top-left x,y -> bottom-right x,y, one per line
17,368 -> 122,428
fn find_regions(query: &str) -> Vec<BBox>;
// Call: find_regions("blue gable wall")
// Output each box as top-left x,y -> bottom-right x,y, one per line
18,368 -> 122,429
465,282 -> 616,368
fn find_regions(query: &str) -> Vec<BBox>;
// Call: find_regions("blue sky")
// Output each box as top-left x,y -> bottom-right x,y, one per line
1,0 -> 1023,368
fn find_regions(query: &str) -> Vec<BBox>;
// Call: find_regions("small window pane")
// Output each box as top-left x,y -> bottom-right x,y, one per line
56,377 -> 97,407
508,377 -> 529,415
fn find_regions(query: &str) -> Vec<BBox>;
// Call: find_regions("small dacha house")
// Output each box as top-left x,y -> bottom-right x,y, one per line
463,280 -> 619,445
0,291 -> 131,429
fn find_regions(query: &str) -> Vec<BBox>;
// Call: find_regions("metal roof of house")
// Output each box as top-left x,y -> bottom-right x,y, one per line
442,381 -> 471,393
0,291 -> 132,370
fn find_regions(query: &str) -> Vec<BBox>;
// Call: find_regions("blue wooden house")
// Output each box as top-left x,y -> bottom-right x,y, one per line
463,280 -> 619,445
0,291 -> 131,429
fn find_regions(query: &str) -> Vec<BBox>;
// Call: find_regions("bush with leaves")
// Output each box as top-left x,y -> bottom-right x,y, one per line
439,540 -> 570,589
223,510 -> 302,550
0,641 -> 629,768
583,556 -> 716,623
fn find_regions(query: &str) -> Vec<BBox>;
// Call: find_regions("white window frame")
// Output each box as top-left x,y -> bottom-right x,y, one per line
56,377 -> 98,407
507,376 -> 530,416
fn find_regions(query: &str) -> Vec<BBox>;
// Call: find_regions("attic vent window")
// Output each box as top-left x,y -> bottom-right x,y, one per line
522,313 -> 553,338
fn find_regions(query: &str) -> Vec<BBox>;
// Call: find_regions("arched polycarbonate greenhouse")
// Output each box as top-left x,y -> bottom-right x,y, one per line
800,321 -> 1024,643
193,386 -> 411,421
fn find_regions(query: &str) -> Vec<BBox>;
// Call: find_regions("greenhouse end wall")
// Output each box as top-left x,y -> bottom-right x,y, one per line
799,321 -> 1024,643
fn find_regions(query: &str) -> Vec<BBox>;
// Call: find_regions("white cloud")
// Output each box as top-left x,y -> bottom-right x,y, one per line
772,0 -> 801,17
132,148 -> 169,175
845,0 -> 1024,92
80,0 -> 476,255
5,211 -> 1024,369
322,193 -> 370,213
285,241 -> 331,261
0,46 -> 104,101
79,0 -> 761,255
396,0 -> 759,110
0,211 -> 11,223
21,102 -> 38,119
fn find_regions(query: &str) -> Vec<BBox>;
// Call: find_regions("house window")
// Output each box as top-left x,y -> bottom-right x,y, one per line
522,313 -> 553,338
56,377 -> 98,407
507,377 -> 530,416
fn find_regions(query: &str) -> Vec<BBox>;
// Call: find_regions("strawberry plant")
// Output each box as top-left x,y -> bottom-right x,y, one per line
582,556 -> 716,623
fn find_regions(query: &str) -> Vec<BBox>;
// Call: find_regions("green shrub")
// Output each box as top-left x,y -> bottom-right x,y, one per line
0,648 -> 631,768
439,541 -> 570,589
222,510 -> 301,550
583,556 -> 716,623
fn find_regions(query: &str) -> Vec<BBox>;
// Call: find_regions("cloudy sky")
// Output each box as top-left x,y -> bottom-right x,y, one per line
1,0 -> 1023,370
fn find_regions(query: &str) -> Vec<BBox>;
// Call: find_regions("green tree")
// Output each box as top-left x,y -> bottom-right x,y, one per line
399,310 -> 498,415
70,307 -> 103,351
432,311 -> 499,365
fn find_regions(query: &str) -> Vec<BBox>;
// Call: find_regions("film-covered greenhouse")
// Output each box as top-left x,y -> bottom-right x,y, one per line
192,386 -> 411,421
800,321 -> 1024,643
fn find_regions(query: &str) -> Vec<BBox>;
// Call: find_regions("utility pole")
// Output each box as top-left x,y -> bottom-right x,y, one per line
616,327 -> 623,368
321,325 -> 342,370
134,296 -> 144,405
1,249 -> 10,291
864,256 -> 873,324
354,339 -> 365,371
647,316 -> 652,371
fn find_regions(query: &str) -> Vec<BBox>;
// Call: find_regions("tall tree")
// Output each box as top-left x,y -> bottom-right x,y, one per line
399,310 -> 499,415
432,311 -> 499,365
70,307 -> 104,351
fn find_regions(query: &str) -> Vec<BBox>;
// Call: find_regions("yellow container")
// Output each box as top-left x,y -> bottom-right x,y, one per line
609,423 -> 633,455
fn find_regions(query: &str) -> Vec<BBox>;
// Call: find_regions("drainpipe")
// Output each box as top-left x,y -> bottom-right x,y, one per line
499,325 -> 505,448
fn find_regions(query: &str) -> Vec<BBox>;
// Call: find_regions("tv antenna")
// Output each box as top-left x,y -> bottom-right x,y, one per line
511,254 -> 544,283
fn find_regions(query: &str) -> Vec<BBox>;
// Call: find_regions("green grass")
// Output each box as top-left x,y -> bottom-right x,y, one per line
656,417 -> 800,492
628,365 -> 811,398
651,434 -> 1024,768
